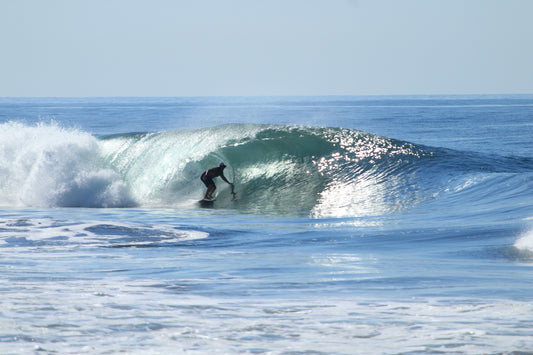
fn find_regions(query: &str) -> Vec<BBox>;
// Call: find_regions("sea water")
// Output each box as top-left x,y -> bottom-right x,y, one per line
1,96 -> 533,354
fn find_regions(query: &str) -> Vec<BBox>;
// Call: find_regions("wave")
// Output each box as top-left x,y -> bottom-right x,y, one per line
1,122 -> 532,217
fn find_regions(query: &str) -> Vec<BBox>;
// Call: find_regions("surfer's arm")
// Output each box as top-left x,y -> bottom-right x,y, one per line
220,173 -> 231,185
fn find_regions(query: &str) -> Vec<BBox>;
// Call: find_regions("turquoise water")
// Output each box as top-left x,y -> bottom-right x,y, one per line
1,96 -> 533,354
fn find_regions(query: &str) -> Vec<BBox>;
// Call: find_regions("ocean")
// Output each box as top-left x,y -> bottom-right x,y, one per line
1,95 -> 533,354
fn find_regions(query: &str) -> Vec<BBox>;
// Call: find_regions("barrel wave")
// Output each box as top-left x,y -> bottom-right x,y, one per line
98,123 -> 434,215
2,122 -> 531,218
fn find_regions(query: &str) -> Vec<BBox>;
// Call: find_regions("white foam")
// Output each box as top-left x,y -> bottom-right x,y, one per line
1,287 -> 532,354
0,217 -> 209,250
0,121 -> 135,208
514,226 -> 533,252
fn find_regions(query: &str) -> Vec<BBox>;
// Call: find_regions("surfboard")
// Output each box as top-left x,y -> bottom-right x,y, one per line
198,198 -> 216,207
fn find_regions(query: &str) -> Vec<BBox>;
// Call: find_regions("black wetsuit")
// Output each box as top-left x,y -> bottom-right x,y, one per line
200,167 -> 225,188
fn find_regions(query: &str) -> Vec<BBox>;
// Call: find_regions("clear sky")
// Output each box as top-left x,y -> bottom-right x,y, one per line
1,0 -> 532,97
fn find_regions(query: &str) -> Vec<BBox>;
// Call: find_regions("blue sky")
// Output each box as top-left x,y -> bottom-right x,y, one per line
1,0 -> 532,97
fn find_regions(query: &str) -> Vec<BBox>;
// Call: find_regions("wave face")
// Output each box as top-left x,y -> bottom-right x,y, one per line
2,122 -> 531,217
98,124 -> 433,215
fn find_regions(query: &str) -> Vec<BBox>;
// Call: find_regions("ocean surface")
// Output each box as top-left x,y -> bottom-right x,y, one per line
1,95 -> 533,354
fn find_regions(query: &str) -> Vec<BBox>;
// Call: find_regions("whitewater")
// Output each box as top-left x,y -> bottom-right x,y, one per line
1,96 -> 533,354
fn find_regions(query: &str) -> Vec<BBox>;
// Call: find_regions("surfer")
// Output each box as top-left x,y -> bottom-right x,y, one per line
200,163 -> 233,200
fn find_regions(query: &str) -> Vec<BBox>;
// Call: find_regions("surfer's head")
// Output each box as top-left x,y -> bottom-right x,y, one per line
219,162 -> 226,169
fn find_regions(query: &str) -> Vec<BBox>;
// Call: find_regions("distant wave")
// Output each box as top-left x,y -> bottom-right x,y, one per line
2,122 -> 532,217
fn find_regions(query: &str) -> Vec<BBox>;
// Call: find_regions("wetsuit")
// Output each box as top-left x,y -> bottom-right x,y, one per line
201,166 -> 225,188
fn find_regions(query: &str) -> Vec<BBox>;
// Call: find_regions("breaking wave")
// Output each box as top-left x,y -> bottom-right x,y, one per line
1,122 -> 532,217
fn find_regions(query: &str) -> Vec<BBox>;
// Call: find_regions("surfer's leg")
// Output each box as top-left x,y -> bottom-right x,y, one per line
206,184 -> 216,199
202,174 -> 215,199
